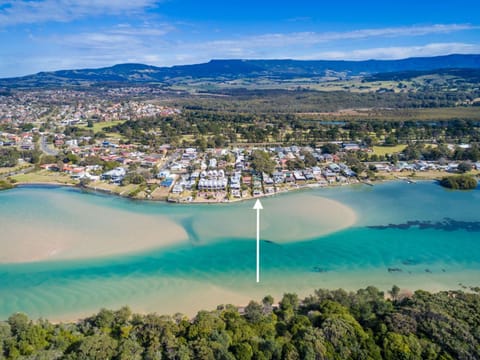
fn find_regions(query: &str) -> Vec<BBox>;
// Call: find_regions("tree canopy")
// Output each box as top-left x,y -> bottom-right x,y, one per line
1,287 -> 480,359
440,174 -> 478,190
250,150 -> 276,175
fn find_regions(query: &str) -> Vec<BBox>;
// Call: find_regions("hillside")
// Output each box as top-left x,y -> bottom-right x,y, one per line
1,54 -> 480,88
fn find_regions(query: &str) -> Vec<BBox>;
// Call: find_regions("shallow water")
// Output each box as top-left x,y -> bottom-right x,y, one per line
0,181 -> 479,320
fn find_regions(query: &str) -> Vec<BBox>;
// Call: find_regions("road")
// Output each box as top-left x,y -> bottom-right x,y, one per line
40,135 -> 58,156
0,165 -> 35,179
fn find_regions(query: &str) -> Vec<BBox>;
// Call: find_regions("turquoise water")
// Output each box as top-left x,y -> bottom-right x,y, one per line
0,182 -> 480,320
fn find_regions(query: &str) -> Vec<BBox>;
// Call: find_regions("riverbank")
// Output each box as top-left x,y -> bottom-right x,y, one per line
6,166 -> 478,204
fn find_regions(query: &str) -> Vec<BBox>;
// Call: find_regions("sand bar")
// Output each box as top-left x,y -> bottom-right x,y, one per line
0,188 -> 356,263
191,192 -> 357,243
0,190 -> 189,263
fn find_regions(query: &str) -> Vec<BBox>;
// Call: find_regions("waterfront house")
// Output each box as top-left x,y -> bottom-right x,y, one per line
101,167 -> 126,183
293,171 -> 306,182
242,176 -> 252,185
157,170 -> 171,179
272,171 -> 285,184
328,163 -> 341,172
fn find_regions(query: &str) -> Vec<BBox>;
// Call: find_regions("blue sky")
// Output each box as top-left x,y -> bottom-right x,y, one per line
0,0 -> 479,77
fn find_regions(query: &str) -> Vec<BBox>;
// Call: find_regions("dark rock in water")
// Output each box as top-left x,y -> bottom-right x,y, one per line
442,269 -> 446,272
402,259 -> 420,266
425,269 -> 432,273
262,240 -> 280,246
312,266 -> 328,273
368,218 -> 480,232
388,267 -> 403,273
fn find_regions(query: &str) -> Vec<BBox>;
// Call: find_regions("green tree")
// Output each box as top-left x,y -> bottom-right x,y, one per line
0,148 -> 20,167
250,150 -> 275,175
457,161 -> 472,173
389,285 -> 401,302
72,333 -> 118,360
321,143 -> 339,154
440,175 -> 477,190
383,332 -> 422,360
244,301 -> 263,323
117,338 -> 143,360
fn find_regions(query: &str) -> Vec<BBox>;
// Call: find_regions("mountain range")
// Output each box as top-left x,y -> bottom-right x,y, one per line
1,54 -> 480,88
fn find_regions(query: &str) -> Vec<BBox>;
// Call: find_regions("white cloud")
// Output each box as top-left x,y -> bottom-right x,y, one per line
0,0 -> 159,26
2,22 -> 480,77
188,24 -> 479,52
300,43 -> 480,60
56,23 -> 173,50
149,24 -> 479,65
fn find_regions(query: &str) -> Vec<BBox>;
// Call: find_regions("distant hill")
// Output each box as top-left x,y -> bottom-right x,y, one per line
1,54 -> 480,88
366,67 -> 480,82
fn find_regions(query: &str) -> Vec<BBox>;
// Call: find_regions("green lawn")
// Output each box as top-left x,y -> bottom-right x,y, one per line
79,120 -> 125,133
79,120 -> 127,140
11,170 -> 77,184
372,144 -> 407,156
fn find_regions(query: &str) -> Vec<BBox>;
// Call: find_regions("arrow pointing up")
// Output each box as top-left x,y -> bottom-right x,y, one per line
253,199 -> 263,210
253,199 -> 263,282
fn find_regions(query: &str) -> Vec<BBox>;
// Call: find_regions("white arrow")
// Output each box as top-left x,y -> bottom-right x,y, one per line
253,199 -> 263,283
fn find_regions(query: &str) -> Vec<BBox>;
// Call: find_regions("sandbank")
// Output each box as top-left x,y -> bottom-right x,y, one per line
0,187 -> 357,263
191,192 -> 357,243
0,192 -> 189,263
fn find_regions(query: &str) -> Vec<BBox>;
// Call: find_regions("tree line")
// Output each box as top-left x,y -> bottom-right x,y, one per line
102,110 -> 480,149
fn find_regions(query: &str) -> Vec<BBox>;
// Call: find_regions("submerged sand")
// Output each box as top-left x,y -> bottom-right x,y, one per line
0,189 -> 356,263
0,190 -> 189,263
0,215 -> 188,263
191,193 -> 357,243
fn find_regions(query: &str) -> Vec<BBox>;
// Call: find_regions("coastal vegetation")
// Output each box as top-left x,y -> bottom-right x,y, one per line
1,287 -> 479,359
440,174 -> 478,190
0,179 -> 13,190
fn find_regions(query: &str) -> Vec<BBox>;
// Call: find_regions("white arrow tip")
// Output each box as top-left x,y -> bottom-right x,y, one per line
253,199 -> 263,210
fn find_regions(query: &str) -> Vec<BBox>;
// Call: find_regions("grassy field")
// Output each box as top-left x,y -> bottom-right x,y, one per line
372,145 -> 407,156
90,120 -> 125,132
86,181 -> 139,195
11,170 -> 77,185
78,120 -> 126,138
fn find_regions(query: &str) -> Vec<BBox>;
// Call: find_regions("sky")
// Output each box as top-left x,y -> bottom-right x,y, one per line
0,0 -> 479,77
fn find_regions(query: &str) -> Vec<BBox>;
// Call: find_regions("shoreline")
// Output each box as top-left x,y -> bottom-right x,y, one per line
8,162 -> 479,205
5,176 -> 428,206
16,278 -> 478,324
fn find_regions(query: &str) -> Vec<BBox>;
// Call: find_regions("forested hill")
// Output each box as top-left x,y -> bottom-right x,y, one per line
1,54 -> 480,87
1,286 -> 480,359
